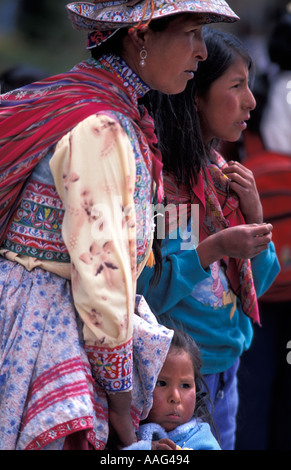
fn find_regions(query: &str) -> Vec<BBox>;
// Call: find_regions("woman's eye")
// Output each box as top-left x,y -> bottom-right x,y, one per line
191,29 -> 202,38
187,27 -> 200,36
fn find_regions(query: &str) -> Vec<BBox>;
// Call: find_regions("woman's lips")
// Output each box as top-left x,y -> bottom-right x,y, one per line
185,71 -> 194,79
185,67 -> 197,79
235,120 -> 247,130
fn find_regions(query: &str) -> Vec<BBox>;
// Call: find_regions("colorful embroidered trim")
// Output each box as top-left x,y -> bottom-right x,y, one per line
85,338 -> 133,392
2,179 -> 70,262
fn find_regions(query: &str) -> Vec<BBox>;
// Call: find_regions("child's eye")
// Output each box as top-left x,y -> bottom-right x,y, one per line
181,383 -> 190,389
156,380 -> 166,387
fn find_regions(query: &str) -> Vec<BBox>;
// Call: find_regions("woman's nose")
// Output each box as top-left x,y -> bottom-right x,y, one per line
196,38 -> 208,62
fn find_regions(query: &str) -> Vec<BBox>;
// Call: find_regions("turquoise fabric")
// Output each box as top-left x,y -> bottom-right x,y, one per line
137,236 -> 280,375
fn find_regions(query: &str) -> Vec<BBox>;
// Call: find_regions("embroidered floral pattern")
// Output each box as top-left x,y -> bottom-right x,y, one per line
79,240 -> 123,290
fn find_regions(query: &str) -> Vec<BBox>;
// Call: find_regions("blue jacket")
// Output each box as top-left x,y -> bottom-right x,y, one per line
137,236 -> 280,375
124,418 -> 221,450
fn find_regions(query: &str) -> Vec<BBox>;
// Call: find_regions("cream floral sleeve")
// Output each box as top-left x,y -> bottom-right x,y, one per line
50,113 -> 137,392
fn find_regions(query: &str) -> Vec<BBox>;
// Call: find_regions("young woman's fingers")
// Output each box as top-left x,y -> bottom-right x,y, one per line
252,223 -> 273,236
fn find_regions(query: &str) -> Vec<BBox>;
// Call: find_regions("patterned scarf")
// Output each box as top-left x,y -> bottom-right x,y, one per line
0,56 -> 163,245
164,150 -> 260,324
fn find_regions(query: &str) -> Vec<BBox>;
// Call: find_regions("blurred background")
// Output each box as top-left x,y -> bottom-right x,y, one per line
0,0 -> 290,451
0,0 -> 86,76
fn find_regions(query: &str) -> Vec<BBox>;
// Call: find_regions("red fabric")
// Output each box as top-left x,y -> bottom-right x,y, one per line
164,150 -> 260,324
0,60 -> 163,245
244,131 -> 291,302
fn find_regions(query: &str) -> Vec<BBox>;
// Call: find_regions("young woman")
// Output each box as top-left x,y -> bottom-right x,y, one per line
137,27 -> 280,450
0,1 -> 239,450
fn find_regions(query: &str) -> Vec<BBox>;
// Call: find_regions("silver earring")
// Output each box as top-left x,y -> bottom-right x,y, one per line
139,46 -> 147,67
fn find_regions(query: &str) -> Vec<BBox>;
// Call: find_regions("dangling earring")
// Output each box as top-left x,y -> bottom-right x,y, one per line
139,46 -> 147,67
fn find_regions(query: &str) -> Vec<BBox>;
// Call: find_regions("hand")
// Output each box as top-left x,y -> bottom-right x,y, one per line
107,391 -> 137,449
217,223 -> 273,260
197,223 -> 273,268
223,161 -> 263,224
151,438 -> 177,450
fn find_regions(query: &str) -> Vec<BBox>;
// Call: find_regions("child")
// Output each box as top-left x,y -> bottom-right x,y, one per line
124,328 -> 221,450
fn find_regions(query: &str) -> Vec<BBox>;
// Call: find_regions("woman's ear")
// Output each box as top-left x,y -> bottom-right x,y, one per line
128,26 -> 147,50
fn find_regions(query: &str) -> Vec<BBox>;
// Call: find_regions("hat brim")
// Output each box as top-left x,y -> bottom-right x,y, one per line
66,1 -> 239,32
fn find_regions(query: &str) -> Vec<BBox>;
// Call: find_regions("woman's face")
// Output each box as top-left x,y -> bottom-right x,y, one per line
139,14 -> 208,94
196,55 -> 256,144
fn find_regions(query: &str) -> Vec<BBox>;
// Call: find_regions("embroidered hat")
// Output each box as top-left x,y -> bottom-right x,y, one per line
66,0 -> 239,47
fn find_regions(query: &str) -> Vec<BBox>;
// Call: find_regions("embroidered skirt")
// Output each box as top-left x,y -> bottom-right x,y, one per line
0,258 -> 172,450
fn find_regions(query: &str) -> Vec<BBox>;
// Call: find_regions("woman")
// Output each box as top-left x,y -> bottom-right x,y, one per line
137,28 -> 280,449
0,0 -> 239,451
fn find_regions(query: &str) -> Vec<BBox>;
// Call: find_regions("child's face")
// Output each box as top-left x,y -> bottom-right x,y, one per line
147,348 -> 196,431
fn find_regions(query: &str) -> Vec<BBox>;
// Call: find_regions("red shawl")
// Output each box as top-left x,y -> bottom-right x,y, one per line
0,59 -> 163,245
164,150 -> 260,324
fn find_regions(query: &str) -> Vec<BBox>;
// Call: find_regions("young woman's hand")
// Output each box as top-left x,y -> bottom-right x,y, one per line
107,390 -> 137,448
217,223 -> 273,259
197,223 -> 273,268
223,161 -> 263,224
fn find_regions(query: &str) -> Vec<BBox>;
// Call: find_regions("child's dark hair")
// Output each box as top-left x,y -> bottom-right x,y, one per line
170,328 -> 220,442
